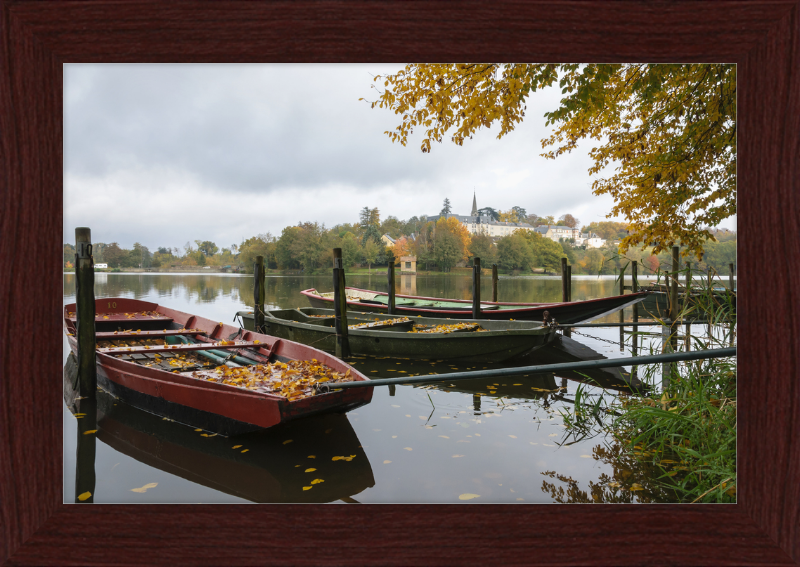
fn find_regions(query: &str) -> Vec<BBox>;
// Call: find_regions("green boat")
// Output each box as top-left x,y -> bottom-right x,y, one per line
235,308 -> 557,363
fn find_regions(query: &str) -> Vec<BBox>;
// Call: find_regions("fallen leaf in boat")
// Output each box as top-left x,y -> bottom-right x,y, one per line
195,429 -> 202,432
283,440 -> 293,445
241,449 -> 249,453
77,491 -> 92,501
74,413 -> 86,417
305,468 -> 316,473
458,493 -> 480,501
130,482 -> 158,493
303,486 -> 312,491
310,479 -> 324,485
83,430 -> 97,435
232,445 -> 242,449
308,455 -> 315,459
383,460 -> 391,464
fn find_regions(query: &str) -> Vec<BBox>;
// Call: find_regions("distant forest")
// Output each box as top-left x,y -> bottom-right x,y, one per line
64,206 -> 736,277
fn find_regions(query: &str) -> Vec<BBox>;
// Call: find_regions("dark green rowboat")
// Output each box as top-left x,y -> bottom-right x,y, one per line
236,307 -> 557,363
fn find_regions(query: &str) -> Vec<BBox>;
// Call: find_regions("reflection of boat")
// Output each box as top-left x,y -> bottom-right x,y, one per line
236,307 -> 556,363
63,297 -> 372,436
301,286 -> 647,324
64,376 -> 374,503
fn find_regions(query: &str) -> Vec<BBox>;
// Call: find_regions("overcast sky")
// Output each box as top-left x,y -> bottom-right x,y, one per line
64,64 -> 734,252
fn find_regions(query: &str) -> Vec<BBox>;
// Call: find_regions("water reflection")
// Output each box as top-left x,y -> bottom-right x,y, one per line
64,355 -> 373,503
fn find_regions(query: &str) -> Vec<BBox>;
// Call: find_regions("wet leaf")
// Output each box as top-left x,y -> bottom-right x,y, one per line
305,468 -> 316,473
241,449 -> 249,453
303,486 -> 312,491
452,454 -> 464,458
130,482 -> 158,493
194,429 -> 202,432
508,435 -> 517,439
439,435 -> 450,439
232,445 -> 242,449
77,491 -> 92,501
383,460 -> 392,464
310,479 -> 324,484
458,493 -> 480,500
308,455 -> 316,459
83,430 -> 97,435
283,440 -> 293,445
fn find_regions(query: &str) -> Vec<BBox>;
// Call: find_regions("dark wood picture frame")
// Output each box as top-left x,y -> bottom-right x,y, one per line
1,1 -> 798,565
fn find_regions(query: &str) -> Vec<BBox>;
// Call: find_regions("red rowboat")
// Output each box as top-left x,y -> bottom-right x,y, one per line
63,297 -> 372,436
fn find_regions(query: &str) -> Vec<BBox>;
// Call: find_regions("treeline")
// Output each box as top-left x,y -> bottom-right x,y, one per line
63,207 -> 736,276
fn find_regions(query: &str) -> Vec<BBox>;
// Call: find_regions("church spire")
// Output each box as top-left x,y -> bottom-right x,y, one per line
471,190 -> 478,216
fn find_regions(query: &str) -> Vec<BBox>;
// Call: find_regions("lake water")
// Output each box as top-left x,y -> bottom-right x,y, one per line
63,271 -> 705,504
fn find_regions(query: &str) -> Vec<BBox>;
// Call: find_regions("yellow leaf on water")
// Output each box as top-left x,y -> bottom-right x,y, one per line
130,482 -> 158,493
303,486 -> 312,491
458,493 -> 480,501
232,445 -> 242,449
311,479 -> 324,484
508,435 -> 517,439
383,460 -> 392,464
404,447 -> 412,451
308,455 -> 316,459
241,449 -> 249,453
439,435 -> 450,439
305,468 -> 316,473
77,491 -> 92,501
452,455 -> 464,458
283,440 -> 293,445
83,430 -> 97,435
194,429 -> 202,432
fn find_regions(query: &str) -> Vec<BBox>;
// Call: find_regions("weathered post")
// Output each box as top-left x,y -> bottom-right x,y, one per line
75,227 -> 96,398
566,265 -> 572,302
74,397 -> 97,503
729,263 -> 735,293
492,264 -> 498,303
561,258 -> 568,302
631,261 -> 639,324
387,252 -> 396,315
619,263 -> 626,324
472,257 -> 481,320
253,255 -> 265,333
332,248 -> 350,358
669,246 -> 680,322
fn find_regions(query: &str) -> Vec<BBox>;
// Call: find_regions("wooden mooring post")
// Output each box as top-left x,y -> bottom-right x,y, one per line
619,263 -> 626,324
75,227 -> 96,399
492,264 -> 498,302
472,257 -> 481,319
332,248 -> 350,358
631,260 -> 639,323
669,246 -> 680,323
561,258 -> 568,302
253,255 -> 265,333
729,263 -> 735,292
387,252 -> 396,315
566,265 -> 572,302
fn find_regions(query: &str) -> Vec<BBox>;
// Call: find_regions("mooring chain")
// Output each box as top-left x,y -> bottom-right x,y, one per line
568,329 -> 628,347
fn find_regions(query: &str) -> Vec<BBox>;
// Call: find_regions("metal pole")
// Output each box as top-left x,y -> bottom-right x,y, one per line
472,257 -> 481,320
75,227 -> 96,398
322,347 -> 737,390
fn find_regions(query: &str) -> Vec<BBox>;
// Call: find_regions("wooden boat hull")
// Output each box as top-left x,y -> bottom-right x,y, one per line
237,307 -> 557,363
64,297 -> 372,436
301,286 -> 648,324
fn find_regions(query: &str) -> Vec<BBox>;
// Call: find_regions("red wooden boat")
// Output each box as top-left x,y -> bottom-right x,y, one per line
301,286 -> 649,324
63,297 -> 372,436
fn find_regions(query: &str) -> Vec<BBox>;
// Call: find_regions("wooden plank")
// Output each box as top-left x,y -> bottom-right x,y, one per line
95,329 -> 205,339
97,341 -> 265,355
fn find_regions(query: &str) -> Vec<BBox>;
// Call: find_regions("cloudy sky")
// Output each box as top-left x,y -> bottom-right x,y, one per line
64,64 -> 734,252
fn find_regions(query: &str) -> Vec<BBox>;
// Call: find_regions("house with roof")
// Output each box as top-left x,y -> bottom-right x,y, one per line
423,192 -> 537,238
534,225 -> 581,243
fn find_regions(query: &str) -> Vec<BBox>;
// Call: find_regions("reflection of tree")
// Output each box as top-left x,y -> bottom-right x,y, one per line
540,442 -> 681,503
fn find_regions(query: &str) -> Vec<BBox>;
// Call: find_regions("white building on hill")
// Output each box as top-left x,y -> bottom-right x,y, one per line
423,193 -> 536,238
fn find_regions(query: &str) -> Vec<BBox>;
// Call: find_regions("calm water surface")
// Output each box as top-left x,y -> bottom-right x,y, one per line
64,271 -> 693,504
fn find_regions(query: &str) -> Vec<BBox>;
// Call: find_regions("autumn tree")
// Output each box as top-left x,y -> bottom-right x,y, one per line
582,221 -> 629,241
433,216 -> 470,271
239,234 -> 276,271
392,235 -> 413,258
362,239 -> 380,273
497,233 -> 535,271
367,63 -> 735,257
194,240 -> 219,257
103,242 -> 126,268
341,232 -> 361,268
468,232 -> 497,266
559,214 -> 579,228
